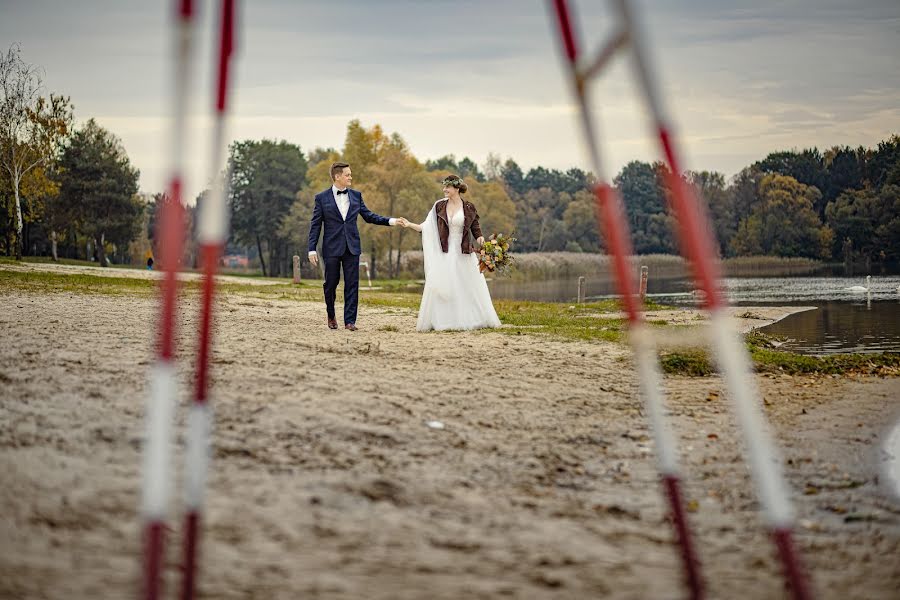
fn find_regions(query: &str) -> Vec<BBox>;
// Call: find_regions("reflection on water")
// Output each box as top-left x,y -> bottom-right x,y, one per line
487,274 -> 900,305
719,276 -> 900,304
759,302 -> 900,355
485,274 -> 900,354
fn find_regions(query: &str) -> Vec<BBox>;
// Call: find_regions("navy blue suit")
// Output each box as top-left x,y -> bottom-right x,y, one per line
307,187 -> 391,325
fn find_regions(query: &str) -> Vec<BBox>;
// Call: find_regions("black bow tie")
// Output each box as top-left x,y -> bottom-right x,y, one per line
336,189 -> 348,195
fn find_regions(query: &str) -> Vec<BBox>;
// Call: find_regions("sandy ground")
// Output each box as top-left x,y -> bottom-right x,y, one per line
1,264 -> 898,599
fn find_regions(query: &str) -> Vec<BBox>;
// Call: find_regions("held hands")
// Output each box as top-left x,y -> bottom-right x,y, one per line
397,217 -> 423,233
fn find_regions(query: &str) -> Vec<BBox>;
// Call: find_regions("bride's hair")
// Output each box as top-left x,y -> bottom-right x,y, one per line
441,174 -> 468,194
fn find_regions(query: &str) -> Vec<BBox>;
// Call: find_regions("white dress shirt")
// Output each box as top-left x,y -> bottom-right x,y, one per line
333,184 -> 351,221
309,186 -> 396,258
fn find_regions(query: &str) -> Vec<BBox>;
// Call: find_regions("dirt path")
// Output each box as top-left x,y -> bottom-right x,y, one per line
0,276 -> 897,598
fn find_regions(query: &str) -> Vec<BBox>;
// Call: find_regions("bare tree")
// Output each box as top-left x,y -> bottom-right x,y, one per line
0,44 -> 72,259
482,152 -> 503,181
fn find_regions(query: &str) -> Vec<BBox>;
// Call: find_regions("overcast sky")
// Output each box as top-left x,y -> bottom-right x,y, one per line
2,0 -> 899,200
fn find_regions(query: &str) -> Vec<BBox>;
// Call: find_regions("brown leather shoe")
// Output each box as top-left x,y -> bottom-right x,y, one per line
327,318 -> 338,329
344,323 -> 358,331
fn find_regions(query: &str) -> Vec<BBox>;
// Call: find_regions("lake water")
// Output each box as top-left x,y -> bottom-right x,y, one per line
485,274 -> 900,356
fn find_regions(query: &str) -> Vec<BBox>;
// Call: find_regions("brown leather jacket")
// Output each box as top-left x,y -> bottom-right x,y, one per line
436,199 -> 483,254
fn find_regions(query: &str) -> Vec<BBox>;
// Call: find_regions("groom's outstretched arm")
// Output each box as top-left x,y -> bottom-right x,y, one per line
307,194 -> 323,264
358,194 -> 396,227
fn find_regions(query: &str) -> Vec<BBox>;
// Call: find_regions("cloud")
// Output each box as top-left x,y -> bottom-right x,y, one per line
1,0 -> 898,199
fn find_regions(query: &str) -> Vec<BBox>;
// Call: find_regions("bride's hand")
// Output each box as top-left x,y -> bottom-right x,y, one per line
476,236 -> 485,247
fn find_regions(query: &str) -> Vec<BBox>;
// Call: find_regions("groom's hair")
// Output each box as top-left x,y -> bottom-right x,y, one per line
330,162 -> 350,181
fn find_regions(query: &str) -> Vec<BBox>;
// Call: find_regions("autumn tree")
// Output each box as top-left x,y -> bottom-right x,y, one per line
336,122 -> 431,277
755,149 -> 827,204
515,187 -> 556,252
0,45 -> 73,258
342,119 -> 384,182
389,169 -> 440,275
562,189 -> 602,252
459,176 -> 515,240
357,132 -> 436,277
731,174 -> 833,259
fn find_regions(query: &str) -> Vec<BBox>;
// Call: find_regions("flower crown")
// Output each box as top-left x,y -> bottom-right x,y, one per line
441,176 -> 463,188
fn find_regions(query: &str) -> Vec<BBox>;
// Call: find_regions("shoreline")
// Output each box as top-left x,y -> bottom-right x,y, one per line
641,304 -> 818,334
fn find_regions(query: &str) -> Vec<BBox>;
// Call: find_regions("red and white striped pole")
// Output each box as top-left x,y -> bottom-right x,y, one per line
611,1 -> 811,597
550,2 -> 704,598
180,2 -> 236,599
142,1 -> 195,599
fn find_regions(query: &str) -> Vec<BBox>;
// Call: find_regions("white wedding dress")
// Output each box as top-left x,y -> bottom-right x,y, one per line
416,202 -> 502,332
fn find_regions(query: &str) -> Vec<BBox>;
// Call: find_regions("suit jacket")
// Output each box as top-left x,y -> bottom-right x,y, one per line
307,187 -> 391,257
435,199 -> 482,254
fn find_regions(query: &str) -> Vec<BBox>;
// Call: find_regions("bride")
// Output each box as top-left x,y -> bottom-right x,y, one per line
400,174 -> 502,332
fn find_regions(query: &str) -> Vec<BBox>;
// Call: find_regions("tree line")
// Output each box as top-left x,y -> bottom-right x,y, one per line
3,44 -> 899,274
229,125 -> 900,277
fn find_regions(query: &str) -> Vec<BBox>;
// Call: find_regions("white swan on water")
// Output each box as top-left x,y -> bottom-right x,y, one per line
845,275 -> 871,293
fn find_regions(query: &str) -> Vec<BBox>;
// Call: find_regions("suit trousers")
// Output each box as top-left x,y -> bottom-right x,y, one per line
323,250 -> 360,325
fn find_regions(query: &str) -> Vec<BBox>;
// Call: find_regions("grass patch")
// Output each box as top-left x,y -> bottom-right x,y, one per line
659,349 -> 716,377
746,331 -> 900,375
0,269 -> 318,300
364,279 -> 424,292
661,330 -> 900,377
495,299 -> 625,342
0,256 -> 145,269
217,281 -> 319,300
0,269 -> 158,296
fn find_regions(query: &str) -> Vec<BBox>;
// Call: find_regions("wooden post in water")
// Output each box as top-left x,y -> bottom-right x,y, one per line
639,265 -> 649,299
292,255 -> 301,283
577,276 -> 586,303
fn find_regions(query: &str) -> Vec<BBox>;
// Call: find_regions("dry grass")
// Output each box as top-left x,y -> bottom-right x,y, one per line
722,255 -> 823,277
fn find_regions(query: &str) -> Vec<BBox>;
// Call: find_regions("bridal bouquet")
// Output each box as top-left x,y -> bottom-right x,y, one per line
477,233 -> 516,275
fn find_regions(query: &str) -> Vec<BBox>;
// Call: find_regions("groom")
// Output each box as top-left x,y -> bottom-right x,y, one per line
308,162 -> 405,331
